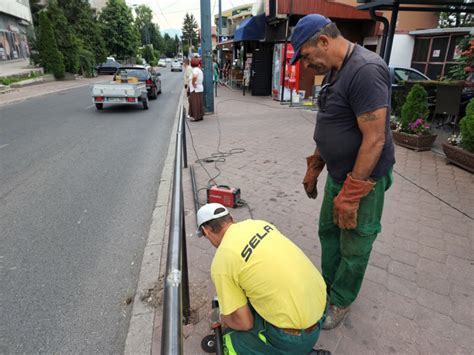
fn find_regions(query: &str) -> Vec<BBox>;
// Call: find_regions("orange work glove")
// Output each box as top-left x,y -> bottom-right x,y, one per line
303,154 -> 325,199
333,174 -> 375,229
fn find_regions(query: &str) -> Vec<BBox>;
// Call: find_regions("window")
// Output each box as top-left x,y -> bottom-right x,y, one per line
394,68 -> 428,83
412,38 -> 430,62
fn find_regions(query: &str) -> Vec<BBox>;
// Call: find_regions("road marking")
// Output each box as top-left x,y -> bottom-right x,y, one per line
0,144 -> 9,149
84,104 -> 94,109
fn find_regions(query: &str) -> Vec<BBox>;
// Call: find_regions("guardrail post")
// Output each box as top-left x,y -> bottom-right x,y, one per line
182,107 -> 188,169
181,192 -> 191,324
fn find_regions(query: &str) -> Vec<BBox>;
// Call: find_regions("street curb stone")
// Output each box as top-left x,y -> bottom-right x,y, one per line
124,91 -> 184,355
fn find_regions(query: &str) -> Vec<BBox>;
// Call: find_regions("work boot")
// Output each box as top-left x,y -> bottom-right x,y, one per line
322,305 -> 350,330
308,350 -> 331,355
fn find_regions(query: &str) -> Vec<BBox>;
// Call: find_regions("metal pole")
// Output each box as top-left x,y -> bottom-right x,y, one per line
161,107 -> 185,354
383,1 -> 399,65
218,0 -> 223,73
181,192 -> 190,324
280,17 -> 289,103
182,107 -> 188,168
369,8 -> 389,59
200,0 -> 215,113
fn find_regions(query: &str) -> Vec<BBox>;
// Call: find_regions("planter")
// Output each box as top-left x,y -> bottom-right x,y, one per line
442,142 -> 474,173
392,131 -> 437,152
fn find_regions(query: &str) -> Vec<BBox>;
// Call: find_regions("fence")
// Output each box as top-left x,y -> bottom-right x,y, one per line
160,105 -> 191,354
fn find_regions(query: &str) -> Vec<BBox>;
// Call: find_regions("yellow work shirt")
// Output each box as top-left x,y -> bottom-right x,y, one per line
211,220 -> 327,329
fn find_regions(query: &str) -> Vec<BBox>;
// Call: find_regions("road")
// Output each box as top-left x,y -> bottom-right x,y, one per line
0,68 -> 183,353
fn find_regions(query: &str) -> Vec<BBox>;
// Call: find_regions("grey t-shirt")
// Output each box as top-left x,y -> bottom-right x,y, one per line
314,44 -> 395,183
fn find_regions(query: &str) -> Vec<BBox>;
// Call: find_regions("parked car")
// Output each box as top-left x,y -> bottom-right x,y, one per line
114,66 -> 161,99
389,66 -> 474,118
171,60 -> 183,72
389,66 -> 429,91
96,58 -> 121,74
158,59 -> 166,67
165,58 -> 172,63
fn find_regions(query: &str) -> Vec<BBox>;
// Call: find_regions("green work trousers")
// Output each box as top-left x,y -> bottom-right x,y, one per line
319,170 -> 393,308
223,307 -> 325,355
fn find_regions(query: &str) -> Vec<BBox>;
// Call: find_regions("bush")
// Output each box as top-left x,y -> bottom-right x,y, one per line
79,48 -> 96,77
38,12 -> 65,79
460,98 -> 474,153
400,84 -> 430,130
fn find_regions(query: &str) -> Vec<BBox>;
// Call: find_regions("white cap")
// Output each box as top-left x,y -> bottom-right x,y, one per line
196,203 -> 229,235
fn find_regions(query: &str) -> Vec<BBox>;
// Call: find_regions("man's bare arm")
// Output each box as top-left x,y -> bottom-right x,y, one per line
352,107 -> 387,181
221,304 -> 254,331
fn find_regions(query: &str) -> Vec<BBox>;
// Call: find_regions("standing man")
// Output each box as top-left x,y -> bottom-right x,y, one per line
290,14 -> 395,329
197,203 -> 328,354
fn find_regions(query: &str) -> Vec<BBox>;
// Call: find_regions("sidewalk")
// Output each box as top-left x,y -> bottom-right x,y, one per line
0,75 -> 112,107
153,86 -> 474,354
0,59 -> 43,77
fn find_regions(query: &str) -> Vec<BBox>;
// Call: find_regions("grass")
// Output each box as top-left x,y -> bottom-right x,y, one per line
0,71 -> 43,86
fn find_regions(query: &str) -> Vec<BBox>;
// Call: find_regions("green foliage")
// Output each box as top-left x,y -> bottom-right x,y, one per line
37,11 -> 65,79
47,0 -> 80,74
134,5 -> 153,46
0,72 -> 42,86
400,84 -> 430,129
142,45 -> 156,65
99,0 -> 140,60
181,13 -> 199,48
460,98 -> 474,153
78,47 -> 96,77
439,10 -> 473,28
57,0 -> 108,64
391,90 -> 406,118
446,36 -> 473,81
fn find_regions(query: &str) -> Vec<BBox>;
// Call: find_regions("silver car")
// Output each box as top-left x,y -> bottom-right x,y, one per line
171,61 -> 183,72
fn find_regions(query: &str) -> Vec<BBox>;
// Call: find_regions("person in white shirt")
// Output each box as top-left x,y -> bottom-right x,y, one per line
188,57 -> 205,121
183,58 -> 193,94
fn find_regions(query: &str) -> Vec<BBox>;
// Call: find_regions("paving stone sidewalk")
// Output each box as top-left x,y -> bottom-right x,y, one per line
153,86 -> 474,354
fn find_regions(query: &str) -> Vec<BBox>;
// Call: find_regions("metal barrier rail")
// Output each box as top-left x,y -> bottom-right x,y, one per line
161,105 -> 190,355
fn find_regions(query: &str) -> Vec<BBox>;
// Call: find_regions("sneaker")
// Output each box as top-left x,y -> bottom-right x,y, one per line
322,305 -> 349,330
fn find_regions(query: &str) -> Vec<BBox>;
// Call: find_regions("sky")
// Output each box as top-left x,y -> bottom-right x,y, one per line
125,0 -> 253,35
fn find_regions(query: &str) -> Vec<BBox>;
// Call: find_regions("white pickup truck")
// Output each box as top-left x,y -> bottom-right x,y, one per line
91,74 -> 149,110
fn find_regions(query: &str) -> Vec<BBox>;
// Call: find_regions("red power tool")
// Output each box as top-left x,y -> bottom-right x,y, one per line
207,185 -> 240,208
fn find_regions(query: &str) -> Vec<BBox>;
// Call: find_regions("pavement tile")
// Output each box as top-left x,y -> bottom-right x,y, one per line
387,274 -> 418,299
150,88 -> 474,354
388,260 -> 417,282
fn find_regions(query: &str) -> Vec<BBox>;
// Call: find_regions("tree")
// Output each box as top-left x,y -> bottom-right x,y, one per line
150,24 -> 164,54
57,0 -> 107,64
99,0 -> 139,60
142,45 -> 157,65
37,11 -> 65,78
181,13 -> 199,50
439,7 -> 473,28
47,0 -> 80,73
134,4 -> 153,46
400,84 -> 430,130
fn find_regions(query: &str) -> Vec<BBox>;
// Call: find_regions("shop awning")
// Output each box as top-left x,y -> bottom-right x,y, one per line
234,14 -> 266,42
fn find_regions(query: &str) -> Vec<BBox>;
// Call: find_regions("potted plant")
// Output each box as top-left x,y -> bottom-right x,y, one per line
442,98 -> 474,173
392,84 -> 437,151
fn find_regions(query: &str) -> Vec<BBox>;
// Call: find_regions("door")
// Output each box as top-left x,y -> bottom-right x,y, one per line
251,44 -> 273,96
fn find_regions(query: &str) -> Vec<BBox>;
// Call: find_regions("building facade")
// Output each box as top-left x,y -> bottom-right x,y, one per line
0,0 -> 33,62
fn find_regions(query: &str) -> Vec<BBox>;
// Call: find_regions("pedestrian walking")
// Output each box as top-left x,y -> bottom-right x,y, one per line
188,57 -> 204,121
290,14 -> 395,330
196,203 -> 329,355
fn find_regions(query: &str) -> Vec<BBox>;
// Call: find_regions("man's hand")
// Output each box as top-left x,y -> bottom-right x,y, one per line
303,154 -> 325,199
333,174 -> 375,229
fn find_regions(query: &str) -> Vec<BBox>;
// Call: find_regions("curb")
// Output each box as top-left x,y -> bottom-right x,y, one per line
0,80 -> 96,107
124,91 -> 185,355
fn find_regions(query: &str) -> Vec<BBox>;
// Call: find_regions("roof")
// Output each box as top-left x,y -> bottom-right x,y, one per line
409,27 -> 474,35
357,0 -> 474,12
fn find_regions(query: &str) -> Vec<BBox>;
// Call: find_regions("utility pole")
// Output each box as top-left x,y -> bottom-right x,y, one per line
200,0 -> 214,113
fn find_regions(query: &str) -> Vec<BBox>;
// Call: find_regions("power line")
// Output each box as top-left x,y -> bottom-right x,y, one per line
155,0 -> 172,28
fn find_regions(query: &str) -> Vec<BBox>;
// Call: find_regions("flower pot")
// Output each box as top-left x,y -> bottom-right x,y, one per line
442,142 -> 474,173
392,131 -> 437,151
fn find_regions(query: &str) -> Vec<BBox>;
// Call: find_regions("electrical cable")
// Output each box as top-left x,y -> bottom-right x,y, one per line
393,169 -> 473,220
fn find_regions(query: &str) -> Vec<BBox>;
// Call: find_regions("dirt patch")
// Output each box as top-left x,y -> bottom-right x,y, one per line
140,277 -> 210,326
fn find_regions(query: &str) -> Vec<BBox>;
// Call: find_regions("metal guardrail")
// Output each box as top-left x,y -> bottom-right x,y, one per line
161,105 -> 190,355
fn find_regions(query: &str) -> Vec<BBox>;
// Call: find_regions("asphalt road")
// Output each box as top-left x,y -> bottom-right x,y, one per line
0,68 -> 183,353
